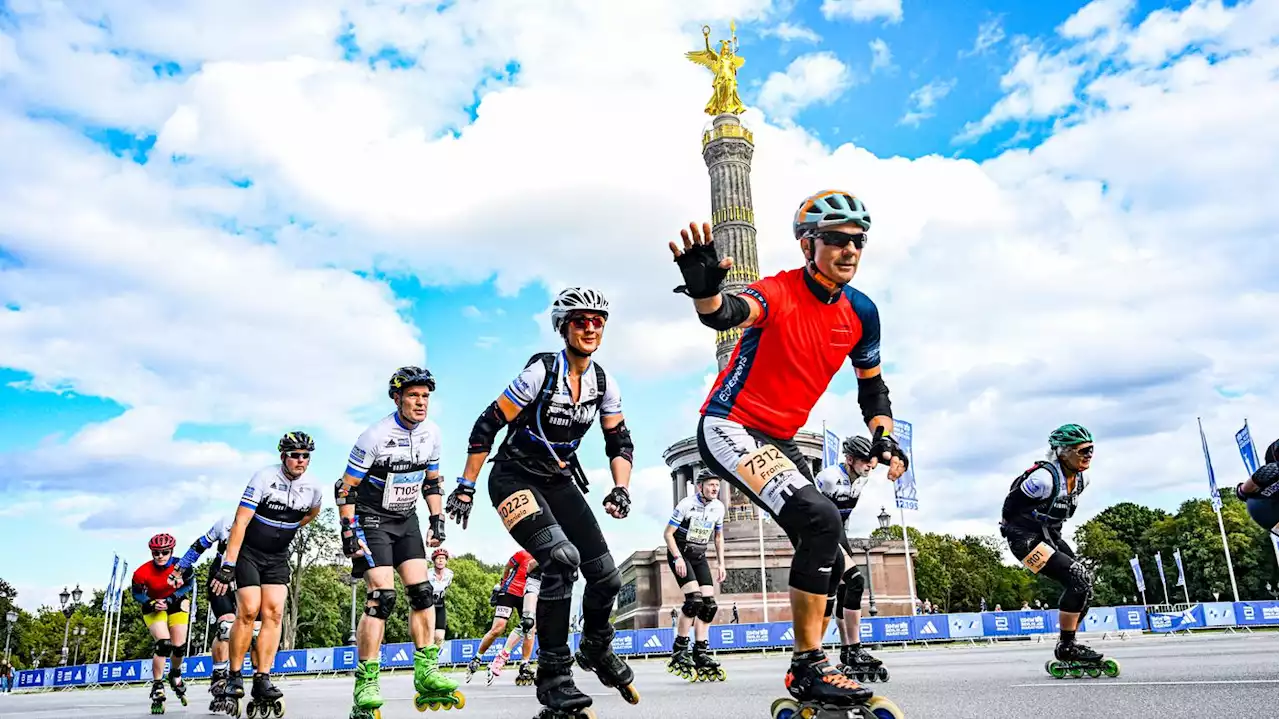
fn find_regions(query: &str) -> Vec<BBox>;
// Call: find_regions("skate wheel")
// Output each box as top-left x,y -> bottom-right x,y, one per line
866,695 -> 905,719
1086,667 -> 1101,678
1048,662 -> 1066,679
877,667 -> 889,682
1102,659 -> 1120,678
1068,666 -> 1083,679
273,699 -> 286,717
247,703 -> 259,718
716,668 -> 726,681
1043,660 -> 1054,675
770,698 -> 801,719
619,683 -> 640,705
576,709 -> 598,719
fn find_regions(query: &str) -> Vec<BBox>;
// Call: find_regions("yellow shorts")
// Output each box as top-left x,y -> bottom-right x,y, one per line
143,597 -> 190,628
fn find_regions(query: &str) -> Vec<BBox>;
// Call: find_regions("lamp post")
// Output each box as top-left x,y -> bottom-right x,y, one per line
58,585 -> 81,665
71,626 -> 87,666
4,609 -> 17,666
337,551 -> 359,646
847,508 -> 893,617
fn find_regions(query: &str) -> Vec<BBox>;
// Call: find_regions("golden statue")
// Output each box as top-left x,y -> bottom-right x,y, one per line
686,21 -> 747,116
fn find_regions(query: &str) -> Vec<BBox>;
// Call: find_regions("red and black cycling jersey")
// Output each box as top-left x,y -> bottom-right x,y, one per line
497,549 -> 536,597
701,268 -> 882,438
130,557 -> 193,607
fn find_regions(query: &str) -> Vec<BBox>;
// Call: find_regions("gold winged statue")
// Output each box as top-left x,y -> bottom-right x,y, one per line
686,21 -> 746,116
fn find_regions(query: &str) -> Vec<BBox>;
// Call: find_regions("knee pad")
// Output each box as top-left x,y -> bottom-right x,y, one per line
696,597 -> 718,623
217,620 -> 233,642
781,485 -> 844,595
842,566 -> 865,611
582,553 -> 621,608
1059,561 -> 1093,613
828,548 -> 846,597
825,596 -> 837,619
539,540 -> 582,601
170,642 -> 187,660
154,639 -> 174,657
520,615 -> 535,634
365,588 -> 398,620
406,581 -> 436,612
681,594 -> 703,619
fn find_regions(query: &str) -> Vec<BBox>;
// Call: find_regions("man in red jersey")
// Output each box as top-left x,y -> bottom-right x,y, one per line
668,190 -> 909,712
465,549 -> 537,681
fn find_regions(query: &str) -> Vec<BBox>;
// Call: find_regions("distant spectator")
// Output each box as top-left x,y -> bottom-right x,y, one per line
994,604 -> 1003,612
731,604 -> 740,624
980,598 -> 987,612
1020,601 -> 1031,610
0,660 -> 10,693
922,599 -> 933,614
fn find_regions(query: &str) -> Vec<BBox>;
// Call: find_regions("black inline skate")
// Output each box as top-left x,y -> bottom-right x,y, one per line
221,670 -> 246,717
1046,639 -> 1120,679
209,668 -> 233,714
245,672 -> 286,718
769,649 -> 903,719
533,647 -> 595,719
667,636 -> 695,681
691,640 -> 726,682
574,627 -> 640,705
148,679 -> 166,715
167,672 -> 189,707
841,643 -> 889,683
465,656 -> 482,684
516,661 -> 536,687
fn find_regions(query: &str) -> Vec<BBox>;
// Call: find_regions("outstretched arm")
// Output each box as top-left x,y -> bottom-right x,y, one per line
670,221 -> 764,330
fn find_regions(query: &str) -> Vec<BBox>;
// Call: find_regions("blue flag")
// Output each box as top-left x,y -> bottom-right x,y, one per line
1173,548 -> 1186,588
102,554 -> 119,611
1129,556 -> 1146,593
1236,422 -> 1259,475
1198,417 -> 1222,511
822,425 -> 840,470
891,420 -> 918,511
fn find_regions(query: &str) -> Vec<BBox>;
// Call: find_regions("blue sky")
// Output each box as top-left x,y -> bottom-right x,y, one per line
0,0 -> 1276,610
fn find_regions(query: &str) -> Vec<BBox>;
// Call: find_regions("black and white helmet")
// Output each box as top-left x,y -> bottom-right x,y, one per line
843,435 -> 872,460
550,287 -> 610,333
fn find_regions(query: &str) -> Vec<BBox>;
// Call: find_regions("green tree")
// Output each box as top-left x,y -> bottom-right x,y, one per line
284,508 -> 340,649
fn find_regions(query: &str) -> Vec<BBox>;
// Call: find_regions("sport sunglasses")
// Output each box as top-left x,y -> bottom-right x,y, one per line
809,230 -> 869,250
569,315 -> 605,330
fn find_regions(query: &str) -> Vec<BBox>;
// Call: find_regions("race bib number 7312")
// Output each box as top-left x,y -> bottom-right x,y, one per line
736,445 -> 796,494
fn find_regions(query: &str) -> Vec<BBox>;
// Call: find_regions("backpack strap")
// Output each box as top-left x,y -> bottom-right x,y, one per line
593,361 -> 607,406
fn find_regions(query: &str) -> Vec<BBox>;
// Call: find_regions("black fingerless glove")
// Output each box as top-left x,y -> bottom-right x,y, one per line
673,243 -> 729,299
603,486 -> 631,518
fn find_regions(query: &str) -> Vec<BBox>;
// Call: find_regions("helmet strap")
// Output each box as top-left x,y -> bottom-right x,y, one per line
802,238 -> 844,293
562,326 -> 596,358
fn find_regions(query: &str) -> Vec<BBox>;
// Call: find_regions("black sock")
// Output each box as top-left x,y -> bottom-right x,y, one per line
1060,629 -> 1076,643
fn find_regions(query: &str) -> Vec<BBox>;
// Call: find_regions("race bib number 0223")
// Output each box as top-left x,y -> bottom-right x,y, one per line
499,489 -> 541,530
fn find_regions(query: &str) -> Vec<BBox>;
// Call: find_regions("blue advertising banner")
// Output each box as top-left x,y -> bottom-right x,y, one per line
97,660 -> 145,684
1148,605 -> 1206,633
52,666 -> 88,687
1233,600 -> 1280,626
911,615 -> 949,640
873,616 -> 913,643
1016,610 -> 1056,635
891,420 -> 918,511
381,643 -> 415,668
1081,607 -> 1118,632
1115,605 -> 1148,631
274,650 -> 309,674
182,656 -> 214,679
610,630 -> 637,655
634,628 -> 672,654
333,646 -> 359,671
16,669 -> 44,689
981,612 -> 1020,638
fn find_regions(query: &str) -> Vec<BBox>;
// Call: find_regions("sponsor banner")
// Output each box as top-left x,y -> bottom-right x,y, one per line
1233,600 -> 1280,626
911,615 -> 949,640
947,613 -> 983,639
634,628 -> 672,654
307,648 -> 334,672
981,612 -> 1021,638
1115,605 -> 1148,631
1081,607 -> 1118,632
1202,602 -> 1238,627
273,649 -> 309,674
181,656 -> 213,679
52,666 -> 88,687
1148,605 -> 1206,633
333,646 -> 359,671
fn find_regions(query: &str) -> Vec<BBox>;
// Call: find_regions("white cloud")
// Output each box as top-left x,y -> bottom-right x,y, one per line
899,78 -> 955,126
1060,0 -> 1135,39
461,305 -> 483,319
1124,0 -> 1234,66
757,52 -> 853,120
761,22 -> 821,44
955,45 -> 1085,142
963,16 -> 1007,57
0,0 -> 1275,585
820,0 -> 903,24
869,38 -> 892,72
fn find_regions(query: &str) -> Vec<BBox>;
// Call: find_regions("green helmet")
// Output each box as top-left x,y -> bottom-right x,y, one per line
1048,424 -> 1093,448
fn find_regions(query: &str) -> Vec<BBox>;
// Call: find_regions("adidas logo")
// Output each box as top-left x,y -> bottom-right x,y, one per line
780,627 -> 794,641
920,621 -> 937,635
643,635 -> 663,649
193,661 -> 206,672
392,648 -> 409,662
283,656 -> 298,669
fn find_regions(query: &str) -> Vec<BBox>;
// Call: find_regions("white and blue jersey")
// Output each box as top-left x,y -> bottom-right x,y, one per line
814,463 -> 870,524
345,412 -> 443,520
239,465 -> 323,554
669,494 -> 725,552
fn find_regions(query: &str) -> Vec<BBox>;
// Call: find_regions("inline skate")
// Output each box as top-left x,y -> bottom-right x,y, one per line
533,647 -> 595,719
413,645 -> 465,711
245,672 -> 285,718
516,661 -> 536,687
667,636 -> 695,681
769,649 -> 903,719
348,660 -> 383,719
574,627 -> 640,705
691,640 -> 726,682
1045,640 -> 1120,679
841,644 -> 889,683
148,679 -> 166,715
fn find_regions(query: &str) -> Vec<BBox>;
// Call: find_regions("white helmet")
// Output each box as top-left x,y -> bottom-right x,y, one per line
550,287 -> 610,333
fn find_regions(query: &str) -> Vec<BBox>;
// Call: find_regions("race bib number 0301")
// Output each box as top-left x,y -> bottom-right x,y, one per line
499,489 -> 541,530
1022,542 -> 1056,573
736,445 -> 796,494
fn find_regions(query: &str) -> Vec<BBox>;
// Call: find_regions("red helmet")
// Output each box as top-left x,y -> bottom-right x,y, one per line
432,547 -> 450,561
149,533 -> 176,552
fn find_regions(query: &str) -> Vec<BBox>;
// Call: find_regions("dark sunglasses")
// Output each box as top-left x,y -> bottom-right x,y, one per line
285,452 -> 311,460
152,550 -> 171,557
569,315 -> 605,330
1073,445 -> 1095,457
810,230 -> 869,250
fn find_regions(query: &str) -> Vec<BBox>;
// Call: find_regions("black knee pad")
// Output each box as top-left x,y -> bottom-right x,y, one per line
828,548 -> 846,597
681,593 -> 703,619
582,553 -> 621,609
365,588 -> 398,620
539,540 -> 581,601
406,581 -> 435,611
1059,561 -> 1093,613
825,596 -> 837,619
781,485 -> 844,595
696,597 -> 718,623
169,642 -> 187,660
153,639 -> 174,657
842,566 -> 865,611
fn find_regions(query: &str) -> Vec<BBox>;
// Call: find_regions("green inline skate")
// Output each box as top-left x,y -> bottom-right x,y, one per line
349,660 -> 383,719
413,645 -> 465,711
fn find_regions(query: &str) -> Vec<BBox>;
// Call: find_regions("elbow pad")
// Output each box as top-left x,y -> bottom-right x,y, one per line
856,374 -> 892,423
422,475 -> 443,497
696,293 -> 750,332
468,401 -> 509,454
603,420 -> 635,465
1252,463 -> 1278,490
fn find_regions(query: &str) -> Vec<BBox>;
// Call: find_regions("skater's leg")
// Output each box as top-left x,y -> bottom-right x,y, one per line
255,585 -> 287,672
357,566 -> 395,660
401,559 -> 435,646
519,591 -> 538,662
230,587 -> 261,670
145,618 -> 171,682
476,615 -> 509,655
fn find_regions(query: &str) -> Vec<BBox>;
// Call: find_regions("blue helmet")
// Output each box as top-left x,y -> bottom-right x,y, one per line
793,190 -> 872,239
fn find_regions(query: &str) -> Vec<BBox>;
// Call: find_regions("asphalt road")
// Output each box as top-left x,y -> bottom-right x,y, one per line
1,632 -> 1275,719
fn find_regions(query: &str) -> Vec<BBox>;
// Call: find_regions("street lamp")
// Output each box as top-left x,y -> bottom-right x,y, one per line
336,551 -> 359,646
71,626 -> 87,666
848,526 -> 889,617
876,506 -> 891,531
4,609 -> 17,665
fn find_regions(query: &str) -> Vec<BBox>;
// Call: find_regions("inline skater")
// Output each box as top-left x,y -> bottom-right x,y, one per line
814,435 -> 887,682
131,533 -> 195,714
466,549 -> 536,683
1000,424 -> 1118,679
1237,439 -> 1278,535
490,564 -> 543,686
210,432 -> 324,716
446,287 -> 639,719
428,548 -> 454,648
336,367 -> 462,717
669,192 -> 906,719
176,516 -> 237,711
664,468 -> 727,682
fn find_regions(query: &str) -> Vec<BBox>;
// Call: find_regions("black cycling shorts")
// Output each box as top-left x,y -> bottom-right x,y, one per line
351,513 -> 428,579
667,548 -> 714,588
236,545 -> 291,587
208,587 -> 237,619
493,591 -> 523,621
434,604 -> 447,633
